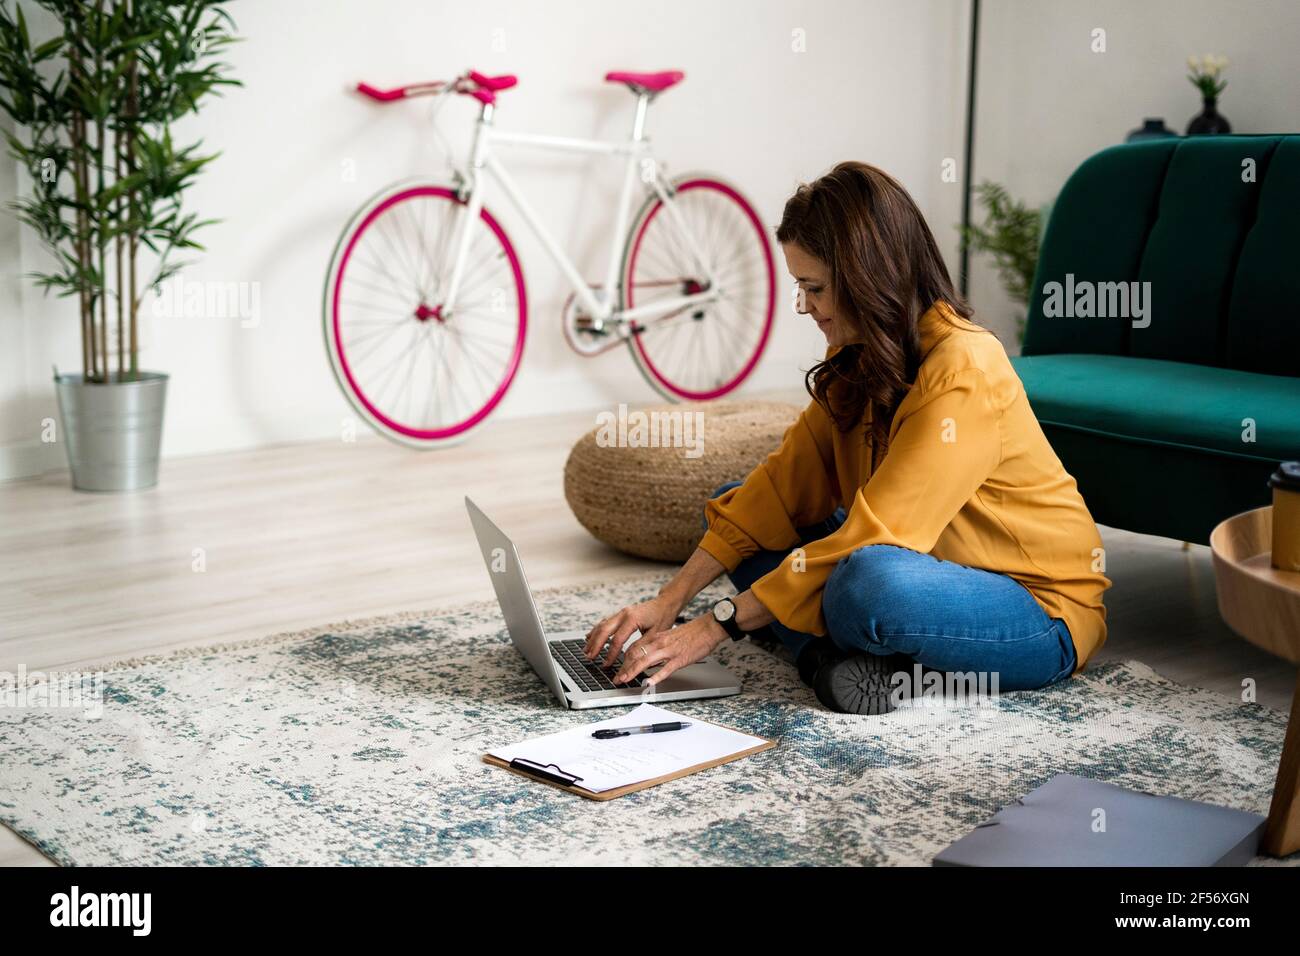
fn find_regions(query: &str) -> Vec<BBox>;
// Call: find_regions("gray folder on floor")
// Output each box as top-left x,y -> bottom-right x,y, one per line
934,773 -> 1266,867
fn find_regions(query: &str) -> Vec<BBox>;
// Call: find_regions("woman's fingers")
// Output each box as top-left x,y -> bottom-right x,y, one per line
584,611 -> 628,659
599,620 -> 643,669
642,654 -> 683,687
584,616 -> 613,658
614,634 -> 671,685
618,617 -> 725,685
583,609 -> 637,665
584,598 -> 674,664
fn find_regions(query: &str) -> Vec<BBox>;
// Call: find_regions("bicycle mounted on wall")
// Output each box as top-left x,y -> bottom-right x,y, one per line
324,68 -> 777,447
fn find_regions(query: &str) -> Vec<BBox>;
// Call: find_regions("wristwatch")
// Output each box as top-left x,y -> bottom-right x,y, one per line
711,597 -> 748,641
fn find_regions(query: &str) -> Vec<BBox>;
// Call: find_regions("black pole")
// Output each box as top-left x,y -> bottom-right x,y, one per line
959,0 -> 981,297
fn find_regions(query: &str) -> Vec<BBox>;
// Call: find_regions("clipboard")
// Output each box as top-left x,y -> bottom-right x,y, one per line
482,713 -> 776,801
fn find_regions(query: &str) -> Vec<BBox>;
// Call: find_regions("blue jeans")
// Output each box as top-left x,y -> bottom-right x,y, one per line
702,481 -> 1077,691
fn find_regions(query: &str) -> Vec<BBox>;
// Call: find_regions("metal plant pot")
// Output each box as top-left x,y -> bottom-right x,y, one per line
53,371 -> 168,492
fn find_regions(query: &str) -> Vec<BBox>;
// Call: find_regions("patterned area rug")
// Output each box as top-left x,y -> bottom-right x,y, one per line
1,571 -> 1296,866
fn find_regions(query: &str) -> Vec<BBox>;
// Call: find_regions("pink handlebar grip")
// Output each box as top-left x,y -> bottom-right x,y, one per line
356,82 -> 404,102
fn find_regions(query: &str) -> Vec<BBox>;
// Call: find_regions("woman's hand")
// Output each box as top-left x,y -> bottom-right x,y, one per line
584,547 -> 728,669
584,595 -> 680,668
612,614 -> 728,687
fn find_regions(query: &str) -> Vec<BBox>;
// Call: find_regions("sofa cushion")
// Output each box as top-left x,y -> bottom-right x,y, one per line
1226,137 -> 1300,377
1022,140 -> 1176,358
1130,137 -> 1280,365
1022,135 -> 1300,372
1011,354 -> 1300,463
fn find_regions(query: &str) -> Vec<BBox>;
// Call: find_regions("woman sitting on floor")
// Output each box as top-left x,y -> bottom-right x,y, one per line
584,160 -> 1111,715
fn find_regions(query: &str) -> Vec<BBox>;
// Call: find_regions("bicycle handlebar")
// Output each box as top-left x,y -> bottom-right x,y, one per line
355,80 -> 450,102
355,70 -> 517,107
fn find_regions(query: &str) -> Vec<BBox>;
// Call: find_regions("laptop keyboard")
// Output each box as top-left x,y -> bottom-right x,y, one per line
551,639 -> 644,692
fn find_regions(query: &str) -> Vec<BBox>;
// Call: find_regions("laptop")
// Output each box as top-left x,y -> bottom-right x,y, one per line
465,496 -> 742,709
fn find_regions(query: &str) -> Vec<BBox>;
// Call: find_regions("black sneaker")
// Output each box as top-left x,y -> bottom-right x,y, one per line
813,650 -> 915,715
795,640 -> 842,687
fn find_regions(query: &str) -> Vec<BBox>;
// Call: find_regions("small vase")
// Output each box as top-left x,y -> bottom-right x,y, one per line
1186,97 -> 1231,135
1126,118 -> 1178,143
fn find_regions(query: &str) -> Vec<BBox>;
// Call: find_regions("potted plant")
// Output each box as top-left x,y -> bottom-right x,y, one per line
959,180 -> 1046,344
1186,53 -> 1231,135
0,0 -> 238,491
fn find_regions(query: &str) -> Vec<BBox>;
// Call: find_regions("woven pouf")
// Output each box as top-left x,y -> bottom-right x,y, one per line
563,400 -> 803,562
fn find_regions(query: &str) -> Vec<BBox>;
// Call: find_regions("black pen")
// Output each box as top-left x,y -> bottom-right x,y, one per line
592,721 -> 692,740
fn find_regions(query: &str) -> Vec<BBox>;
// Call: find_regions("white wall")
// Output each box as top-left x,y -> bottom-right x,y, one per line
1,0 -> 974,480
969,0 -> 1300,343
8,1 -> 1299,482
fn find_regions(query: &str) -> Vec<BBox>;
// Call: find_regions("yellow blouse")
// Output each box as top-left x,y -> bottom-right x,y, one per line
699,302 -> 1110,673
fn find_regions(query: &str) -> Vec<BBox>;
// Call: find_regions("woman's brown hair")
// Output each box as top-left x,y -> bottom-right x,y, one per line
776,161 -> 977,464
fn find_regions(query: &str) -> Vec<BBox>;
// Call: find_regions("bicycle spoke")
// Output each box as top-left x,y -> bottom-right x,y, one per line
340,298 -> 412,319
441,329 -> 482,424
414,195 -> 435,297
350,252 -> 416,307
342,274 -> 419,312
447,327 -> 507,403
455,246 -> 511,301
428,329 -> 449,429
343,321 -> 410,350
400,198 -> 433,297
446,320 -> 521,351
393,325 -> 426,425
372,212 -> 424,301
424,322 -> 456,428
387,200 -> 422,297
367,323 -> 420,410
386,204 -> 432,298
346,316 -> 417,368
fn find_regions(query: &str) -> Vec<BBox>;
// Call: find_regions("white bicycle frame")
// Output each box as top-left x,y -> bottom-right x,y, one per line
440,91 -> 721,327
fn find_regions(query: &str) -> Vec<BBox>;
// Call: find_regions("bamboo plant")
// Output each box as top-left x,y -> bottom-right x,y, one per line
0,0 -> 239,383
959,180 -> 1043,342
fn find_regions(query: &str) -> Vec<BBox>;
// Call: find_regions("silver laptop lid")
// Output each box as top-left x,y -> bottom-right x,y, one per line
464,497 -> 568,705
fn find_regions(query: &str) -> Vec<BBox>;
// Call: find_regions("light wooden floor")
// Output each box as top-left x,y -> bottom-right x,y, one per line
2,393 -> 1294,865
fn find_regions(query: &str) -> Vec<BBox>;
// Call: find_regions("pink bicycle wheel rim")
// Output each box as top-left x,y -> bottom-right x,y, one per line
625,178 -> 775,400
330,185 -> 527,441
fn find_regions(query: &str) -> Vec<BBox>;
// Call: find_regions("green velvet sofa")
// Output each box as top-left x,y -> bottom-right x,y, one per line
1010,135 -> 1300,544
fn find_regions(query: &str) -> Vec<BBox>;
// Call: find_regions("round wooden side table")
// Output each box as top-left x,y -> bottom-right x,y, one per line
1211,505 -> 1300,857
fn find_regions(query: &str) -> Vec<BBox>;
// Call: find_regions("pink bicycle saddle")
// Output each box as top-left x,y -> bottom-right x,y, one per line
604,70 -> 685,93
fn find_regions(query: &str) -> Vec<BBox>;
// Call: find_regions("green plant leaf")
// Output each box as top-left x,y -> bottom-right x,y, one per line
959,180 -> 1041,307
1,0 -> 240,374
